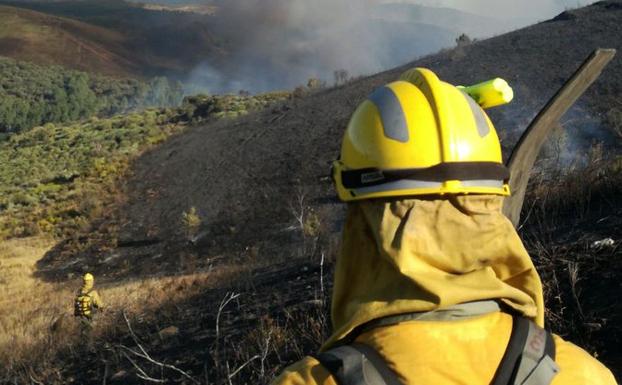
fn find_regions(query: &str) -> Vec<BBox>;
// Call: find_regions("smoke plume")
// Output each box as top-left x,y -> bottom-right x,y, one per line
186,0 -> 599,94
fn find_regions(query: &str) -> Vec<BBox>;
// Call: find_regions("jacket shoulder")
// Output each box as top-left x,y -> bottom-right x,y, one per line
90,290 -> 103,304
552,335 -> 618,385
271,356 -> 337,385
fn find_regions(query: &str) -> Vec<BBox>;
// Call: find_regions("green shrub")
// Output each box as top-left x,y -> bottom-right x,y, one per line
0,57 -> 183,133
0,87 -> 289,240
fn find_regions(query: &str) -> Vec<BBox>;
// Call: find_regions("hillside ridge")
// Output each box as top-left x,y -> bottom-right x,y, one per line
0,0 -> 226,79
0,5 -> 139,77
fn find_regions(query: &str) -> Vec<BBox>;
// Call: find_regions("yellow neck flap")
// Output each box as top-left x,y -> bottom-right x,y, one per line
323,195 -> 544,350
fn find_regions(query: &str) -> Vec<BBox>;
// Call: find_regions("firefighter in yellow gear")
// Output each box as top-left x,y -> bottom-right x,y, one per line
272,69 -> 617,385
74,273 -> 103,320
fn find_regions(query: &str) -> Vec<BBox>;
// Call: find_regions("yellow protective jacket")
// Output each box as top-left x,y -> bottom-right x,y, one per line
272,196 -> 617,385
76,280 -> 103,315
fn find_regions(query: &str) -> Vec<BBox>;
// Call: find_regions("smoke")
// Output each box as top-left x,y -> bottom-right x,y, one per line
185,0 -> 476,93
490,95 -> 614,171
185,0 -> 600,94
187,0 -> 394,93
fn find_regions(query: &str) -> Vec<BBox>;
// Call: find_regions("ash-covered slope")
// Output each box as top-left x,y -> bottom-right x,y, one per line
30,2 -> 622,383
43,0 -> 622,278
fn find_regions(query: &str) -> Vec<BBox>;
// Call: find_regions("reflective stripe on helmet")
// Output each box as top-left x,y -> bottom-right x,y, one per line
334,68 -> 510,201
368,86 -> 410,143
341,162 -> 510,189
460,89 -> 491,137
351,179 -> 504,197
352,179 -> 443,196
461,179 -> 505,188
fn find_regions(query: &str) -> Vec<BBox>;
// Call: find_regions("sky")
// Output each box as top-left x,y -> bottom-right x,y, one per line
398,0 -> 598,19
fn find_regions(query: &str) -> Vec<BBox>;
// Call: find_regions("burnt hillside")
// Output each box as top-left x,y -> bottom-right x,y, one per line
18,1 -> 622,384
38,0 -> 622,279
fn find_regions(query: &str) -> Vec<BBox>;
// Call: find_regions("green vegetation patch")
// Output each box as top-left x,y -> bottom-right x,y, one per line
0,110 -> 180,238
182,91 -> 292,120
0,91 -> 291,239
0,57 -> 183,133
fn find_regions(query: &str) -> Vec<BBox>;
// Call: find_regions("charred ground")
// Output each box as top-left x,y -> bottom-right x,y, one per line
37,0 -> 622,281
3,1 -> 622,384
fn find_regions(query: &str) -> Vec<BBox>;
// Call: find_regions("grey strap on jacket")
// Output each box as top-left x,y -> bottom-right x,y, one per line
315,314 -> 559,385
314,343 -> 402,385
491,316 -> 559,385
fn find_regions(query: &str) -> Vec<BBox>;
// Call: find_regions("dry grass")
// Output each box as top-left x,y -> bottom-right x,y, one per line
520,152 -> 622,370
0,237 -> 63,361
0,249 -> 330,383
0,236 -> 250,383
521,145 -> 621,230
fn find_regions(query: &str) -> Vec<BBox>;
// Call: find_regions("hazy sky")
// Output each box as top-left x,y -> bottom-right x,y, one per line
395,0 -> 598,20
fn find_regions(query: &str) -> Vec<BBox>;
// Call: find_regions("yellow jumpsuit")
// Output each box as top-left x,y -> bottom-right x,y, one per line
77,280 -> 103,317
272,196 -> 617,385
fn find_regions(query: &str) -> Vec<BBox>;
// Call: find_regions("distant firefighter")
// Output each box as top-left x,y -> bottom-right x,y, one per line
74,273 -> 103,320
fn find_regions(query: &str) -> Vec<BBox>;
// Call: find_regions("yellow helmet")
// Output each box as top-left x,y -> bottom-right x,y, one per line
83,273 -> 94,282
332,68 -> 511,201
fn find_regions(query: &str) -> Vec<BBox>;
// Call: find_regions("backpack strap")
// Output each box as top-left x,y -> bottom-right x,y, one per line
314,343 -> 402,385
316,315 -> 558,385
492,316 -> 560,385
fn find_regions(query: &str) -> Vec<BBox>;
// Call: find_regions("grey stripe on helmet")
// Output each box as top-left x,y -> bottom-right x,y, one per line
353,179 -> 442,195
353,178 -> 504,196
368,86 -> 410,143
460,90 -> 490,137
461,179 -> 505,188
